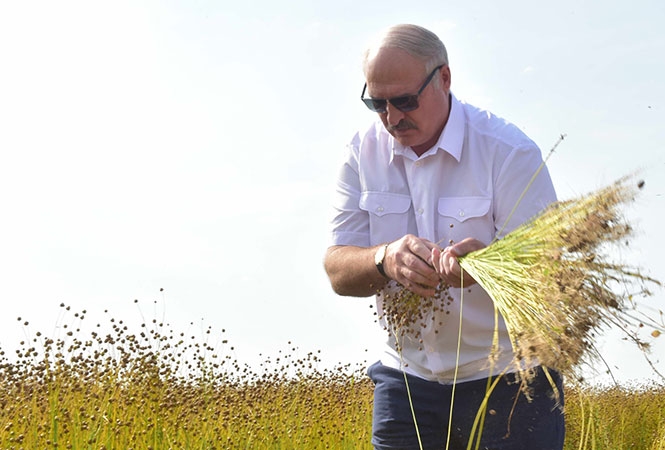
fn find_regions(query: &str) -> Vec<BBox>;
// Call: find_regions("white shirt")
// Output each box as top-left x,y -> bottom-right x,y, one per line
329,93 -> 557,383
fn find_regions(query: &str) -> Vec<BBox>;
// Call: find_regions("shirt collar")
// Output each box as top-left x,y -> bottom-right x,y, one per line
391,92 -> 464,163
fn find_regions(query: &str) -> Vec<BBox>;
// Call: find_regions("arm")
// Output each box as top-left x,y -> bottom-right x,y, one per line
324,234 -> 441,298
324,245 -> 388,297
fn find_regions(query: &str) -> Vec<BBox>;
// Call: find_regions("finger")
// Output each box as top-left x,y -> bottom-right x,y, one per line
437,249 -> 462,285
394,261 -> 439,294
410,239 -> 437,267
407,263 -> 440,289
449,237 -> 484,257
431,247 -> 442,273
398,243 -> 438,277
442,248 -> 457,272
392,266 -> 437,297
447,255 -> 478,288
402,279 -> 437,298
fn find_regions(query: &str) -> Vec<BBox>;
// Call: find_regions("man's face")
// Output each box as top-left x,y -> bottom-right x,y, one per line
365,48 -> 451,155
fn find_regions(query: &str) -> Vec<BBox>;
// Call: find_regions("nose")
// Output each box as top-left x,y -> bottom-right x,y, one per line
384,103 -> 405,127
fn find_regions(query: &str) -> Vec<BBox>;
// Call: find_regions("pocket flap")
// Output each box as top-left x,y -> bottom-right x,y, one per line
360,192 -> 412,217
438,196 -> 491,222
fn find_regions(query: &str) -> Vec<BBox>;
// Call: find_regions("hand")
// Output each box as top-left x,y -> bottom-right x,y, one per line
383,234 -> 440,297
431,237 -> 485,288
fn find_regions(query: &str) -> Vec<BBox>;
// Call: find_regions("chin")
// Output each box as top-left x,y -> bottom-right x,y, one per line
392,133 -> 419,148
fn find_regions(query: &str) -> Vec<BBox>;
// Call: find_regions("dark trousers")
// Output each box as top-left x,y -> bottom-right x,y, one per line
368,361 -> 565,450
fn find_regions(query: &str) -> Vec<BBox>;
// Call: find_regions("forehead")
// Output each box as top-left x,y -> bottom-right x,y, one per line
365,47 -> 427,98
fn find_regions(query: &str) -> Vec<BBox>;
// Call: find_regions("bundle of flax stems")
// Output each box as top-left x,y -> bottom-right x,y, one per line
459,175 -> 663,382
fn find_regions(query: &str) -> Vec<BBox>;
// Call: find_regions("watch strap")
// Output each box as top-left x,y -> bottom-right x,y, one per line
375,243 -> 389,278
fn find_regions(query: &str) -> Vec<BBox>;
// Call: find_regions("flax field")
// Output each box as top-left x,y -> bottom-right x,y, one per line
1,303 -> 664,450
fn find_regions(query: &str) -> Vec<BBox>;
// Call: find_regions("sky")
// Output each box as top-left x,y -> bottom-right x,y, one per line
0,0 -> 664,386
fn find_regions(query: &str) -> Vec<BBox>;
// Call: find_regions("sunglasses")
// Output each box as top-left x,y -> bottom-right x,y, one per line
360,65 -> 444,113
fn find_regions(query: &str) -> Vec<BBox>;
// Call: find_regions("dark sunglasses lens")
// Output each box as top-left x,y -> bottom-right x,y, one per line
391,95 -> 419,112
363,98 -> 387,112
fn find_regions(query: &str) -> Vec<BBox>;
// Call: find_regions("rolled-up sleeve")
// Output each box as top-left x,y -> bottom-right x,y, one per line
329,136 -> 371,247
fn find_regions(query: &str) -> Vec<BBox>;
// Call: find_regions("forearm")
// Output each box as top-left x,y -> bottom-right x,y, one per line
324,245 -> 388,297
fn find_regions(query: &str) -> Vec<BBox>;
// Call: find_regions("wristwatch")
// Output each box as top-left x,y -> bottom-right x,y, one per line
374,243 -> 389,278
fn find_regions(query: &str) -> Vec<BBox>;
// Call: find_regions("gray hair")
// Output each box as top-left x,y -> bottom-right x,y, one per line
362,24 -> 449,76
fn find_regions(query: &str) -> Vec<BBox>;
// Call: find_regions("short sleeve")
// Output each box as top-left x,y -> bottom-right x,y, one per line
493,144 -> 557,238
329,134 -> 371,247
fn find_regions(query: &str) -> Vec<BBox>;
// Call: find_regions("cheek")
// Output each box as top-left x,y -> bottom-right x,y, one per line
416,104 -> 444,130
379,115 -> 389,128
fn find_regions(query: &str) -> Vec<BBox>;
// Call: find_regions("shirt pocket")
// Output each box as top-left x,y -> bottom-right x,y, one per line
360,191 -> 412,245
437,196 -> 493,245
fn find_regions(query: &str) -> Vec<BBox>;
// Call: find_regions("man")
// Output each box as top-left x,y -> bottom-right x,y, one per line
324,24 -> 565,449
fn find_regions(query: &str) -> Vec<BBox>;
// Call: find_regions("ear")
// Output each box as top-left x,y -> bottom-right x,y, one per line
440,65 -> 452,90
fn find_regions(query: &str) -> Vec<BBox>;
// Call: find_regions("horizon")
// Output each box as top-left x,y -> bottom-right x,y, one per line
0,0 -> 663,387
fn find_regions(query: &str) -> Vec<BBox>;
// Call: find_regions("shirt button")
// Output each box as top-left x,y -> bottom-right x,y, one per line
417,208 -> 424,215
377,206 -> 384,213
459,210 -> 465,217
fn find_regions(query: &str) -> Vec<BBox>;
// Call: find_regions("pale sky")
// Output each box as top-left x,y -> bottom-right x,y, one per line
0,0 -> 663,385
